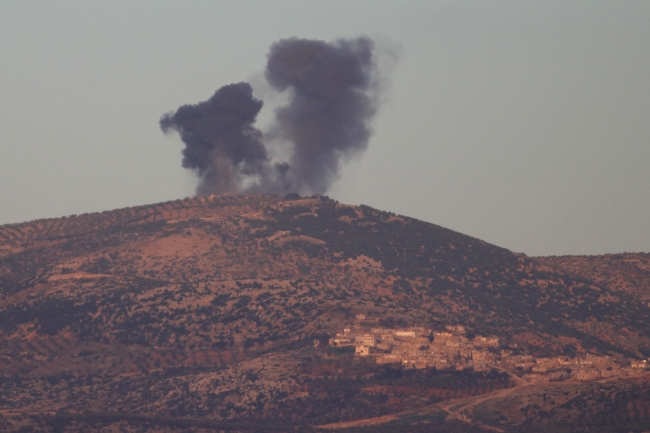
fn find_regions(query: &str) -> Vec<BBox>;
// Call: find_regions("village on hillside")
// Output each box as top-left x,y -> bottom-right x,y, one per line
328,314 -> 649,383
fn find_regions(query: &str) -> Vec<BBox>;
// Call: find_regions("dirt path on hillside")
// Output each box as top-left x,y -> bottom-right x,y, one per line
316,379 -> 528,430
316,372 -> 539,431
0,409 -> 57,416
316,413 -> 404,429
436,384 -> 527,431
439,369 -> 528,423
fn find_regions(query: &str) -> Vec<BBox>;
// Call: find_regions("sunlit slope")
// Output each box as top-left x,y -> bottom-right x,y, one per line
1,194 -> 648,367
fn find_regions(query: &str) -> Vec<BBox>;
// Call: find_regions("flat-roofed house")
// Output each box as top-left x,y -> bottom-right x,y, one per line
395,331 -> 416,338
631,360 -> 648,369
356,346 -> 370,356
355,334 -> 376,347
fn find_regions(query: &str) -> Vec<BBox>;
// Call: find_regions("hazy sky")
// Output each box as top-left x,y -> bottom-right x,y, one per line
1,1 -> 648,256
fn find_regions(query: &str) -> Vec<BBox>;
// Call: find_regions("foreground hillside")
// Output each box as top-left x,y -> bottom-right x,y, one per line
1,194 -> 650,432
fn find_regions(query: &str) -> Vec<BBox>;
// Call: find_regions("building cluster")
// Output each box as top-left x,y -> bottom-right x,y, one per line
328,318 -> 649,383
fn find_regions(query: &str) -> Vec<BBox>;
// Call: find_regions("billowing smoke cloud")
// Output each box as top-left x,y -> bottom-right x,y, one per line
161,36 -> 383,196
159,83 -> 277,195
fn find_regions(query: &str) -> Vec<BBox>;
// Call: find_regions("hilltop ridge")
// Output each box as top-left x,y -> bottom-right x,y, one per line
1,194 -> 650,432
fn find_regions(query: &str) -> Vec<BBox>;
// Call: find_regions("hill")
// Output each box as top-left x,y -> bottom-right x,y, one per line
1,194 -> 650,432
535,253 -> 650,299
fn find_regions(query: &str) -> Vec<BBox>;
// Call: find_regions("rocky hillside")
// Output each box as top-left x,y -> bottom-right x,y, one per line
1,194 -> 649,432
535,253 -> 650,299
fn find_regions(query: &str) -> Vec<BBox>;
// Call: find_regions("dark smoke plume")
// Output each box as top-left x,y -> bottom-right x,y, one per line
160,83 -> 272,195
161,36 -> 382,195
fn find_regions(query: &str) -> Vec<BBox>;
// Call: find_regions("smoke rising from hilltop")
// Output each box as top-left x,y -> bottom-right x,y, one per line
160,83 -> 269,195
161,36 -> 386,196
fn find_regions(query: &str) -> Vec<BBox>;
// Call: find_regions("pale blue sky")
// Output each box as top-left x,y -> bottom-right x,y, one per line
1,1 -> 648,256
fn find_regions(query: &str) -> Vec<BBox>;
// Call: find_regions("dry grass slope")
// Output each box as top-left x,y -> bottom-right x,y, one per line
1,194 -> 649,432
